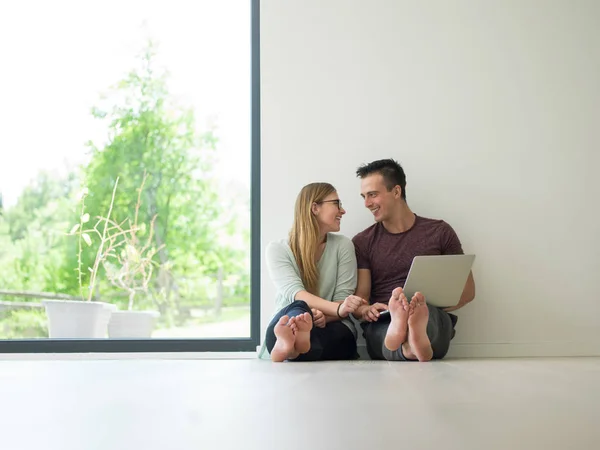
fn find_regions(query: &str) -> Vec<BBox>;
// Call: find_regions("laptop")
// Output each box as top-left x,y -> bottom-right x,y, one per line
401,254 -> 476,308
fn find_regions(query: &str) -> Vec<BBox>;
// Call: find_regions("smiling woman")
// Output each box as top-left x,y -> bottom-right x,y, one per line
258,182 -> 363,362
0,0 -> 260,353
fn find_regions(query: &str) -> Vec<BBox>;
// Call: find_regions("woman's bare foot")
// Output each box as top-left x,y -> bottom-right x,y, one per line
293,312 -> 313,354
384,287 -> 410,351
271,316 -> 298,362
407,292 -> 433,362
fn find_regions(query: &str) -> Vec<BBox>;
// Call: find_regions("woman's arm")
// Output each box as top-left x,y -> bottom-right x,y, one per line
266,241 -> 341,316
323,237 -> 363,319
331,237 -> 359,303
294,290 -> 343,317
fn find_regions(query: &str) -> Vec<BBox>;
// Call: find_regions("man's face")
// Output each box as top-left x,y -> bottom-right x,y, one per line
360,174 -> 400,222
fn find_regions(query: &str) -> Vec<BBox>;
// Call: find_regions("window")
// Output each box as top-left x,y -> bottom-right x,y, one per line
0,0 -> 260,352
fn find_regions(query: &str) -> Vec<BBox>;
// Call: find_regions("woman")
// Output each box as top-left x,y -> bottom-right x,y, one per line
258,182 -> 366,362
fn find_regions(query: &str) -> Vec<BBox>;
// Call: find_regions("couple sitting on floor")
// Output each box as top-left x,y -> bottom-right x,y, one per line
258,158 -> 476,362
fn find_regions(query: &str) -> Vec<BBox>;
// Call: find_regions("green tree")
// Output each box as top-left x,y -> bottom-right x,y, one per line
80,40 -> 247,314
0,171 -> 78,295
4,171 -> 76,242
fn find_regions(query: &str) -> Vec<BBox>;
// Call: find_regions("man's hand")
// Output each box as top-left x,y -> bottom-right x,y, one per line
361,302 -> 389,322
311,308 -> 326,328
339,295 -> 367,318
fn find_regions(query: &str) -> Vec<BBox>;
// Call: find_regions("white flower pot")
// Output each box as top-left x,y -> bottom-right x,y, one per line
108,311 -> 159,338
42,300 -> 115,338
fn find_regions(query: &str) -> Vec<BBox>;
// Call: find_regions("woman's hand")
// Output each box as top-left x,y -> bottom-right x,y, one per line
338,295 -> 368,318
311,308 -> 326,328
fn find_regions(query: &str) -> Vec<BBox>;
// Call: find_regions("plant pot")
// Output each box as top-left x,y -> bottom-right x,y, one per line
42,300 -> 116,338
108,310 -> 159,338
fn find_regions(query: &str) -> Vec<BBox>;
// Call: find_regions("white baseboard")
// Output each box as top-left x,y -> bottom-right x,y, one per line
357,341 -> 600,359
446,342 -> 600,358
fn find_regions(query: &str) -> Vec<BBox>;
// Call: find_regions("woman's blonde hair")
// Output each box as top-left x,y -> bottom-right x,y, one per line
289,182 -> 336,295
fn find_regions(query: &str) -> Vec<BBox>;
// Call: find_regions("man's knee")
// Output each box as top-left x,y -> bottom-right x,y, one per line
432,345 -> 450,360
381,344 -> 406,361
430,311 -> 452,359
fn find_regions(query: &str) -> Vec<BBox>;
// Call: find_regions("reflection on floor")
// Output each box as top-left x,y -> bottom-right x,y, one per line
1,357 -> 598,450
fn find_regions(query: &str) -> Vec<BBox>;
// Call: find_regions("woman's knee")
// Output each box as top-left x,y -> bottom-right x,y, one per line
289,300 -> 312,315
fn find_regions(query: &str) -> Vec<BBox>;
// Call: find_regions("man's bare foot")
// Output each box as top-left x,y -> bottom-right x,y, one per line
271,316 -> 298,362
384,287 -> 410,351
293,312 -> 313,354
406,292 -> 433,362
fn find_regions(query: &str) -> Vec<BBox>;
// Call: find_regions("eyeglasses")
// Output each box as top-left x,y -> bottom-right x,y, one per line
317,199 -> 343,210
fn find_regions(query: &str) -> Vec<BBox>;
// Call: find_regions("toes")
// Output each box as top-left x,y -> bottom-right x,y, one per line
391,287 -> 403,300
278,315 -> 289,326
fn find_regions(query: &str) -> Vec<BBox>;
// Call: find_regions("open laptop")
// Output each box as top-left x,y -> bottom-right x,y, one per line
379,254 -> 475,313
403,254 -> 475,308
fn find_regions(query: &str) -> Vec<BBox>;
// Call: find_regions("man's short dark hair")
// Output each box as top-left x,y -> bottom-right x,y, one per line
356,158 -> 407,200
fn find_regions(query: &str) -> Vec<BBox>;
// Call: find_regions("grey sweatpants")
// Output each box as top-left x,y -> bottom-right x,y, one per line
361,304 -> 457,361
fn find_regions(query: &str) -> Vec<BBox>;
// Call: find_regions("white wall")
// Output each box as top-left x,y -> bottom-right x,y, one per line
260,0 -> 600,357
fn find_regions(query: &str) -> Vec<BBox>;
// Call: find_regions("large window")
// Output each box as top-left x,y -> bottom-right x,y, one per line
0,0 -> 260,352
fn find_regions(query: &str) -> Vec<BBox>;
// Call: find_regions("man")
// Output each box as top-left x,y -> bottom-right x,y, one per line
351,159 -> 476,362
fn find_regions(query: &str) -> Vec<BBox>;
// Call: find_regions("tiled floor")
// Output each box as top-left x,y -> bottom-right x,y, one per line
1,357 -> 599,450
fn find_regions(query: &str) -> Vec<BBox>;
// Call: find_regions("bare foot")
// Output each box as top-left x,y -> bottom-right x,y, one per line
293,312 -> 313,354
271,316 -> 298,362
407,293 -> 433,362
384,287 -> 410,351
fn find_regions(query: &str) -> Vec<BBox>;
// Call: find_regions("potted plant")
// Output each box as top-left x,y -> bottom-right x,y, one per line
42,180 -> 122,338
102,175 -> 163,338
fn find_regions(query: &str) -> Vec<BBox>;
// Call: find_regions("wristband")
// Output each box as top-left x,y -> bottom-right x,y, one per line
337,302 -> 343,318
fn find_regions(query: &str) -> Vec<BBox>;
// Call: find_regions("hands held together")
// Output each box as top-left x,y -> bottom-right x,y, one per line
338,295 -> 367,318
310,295 -> 368,328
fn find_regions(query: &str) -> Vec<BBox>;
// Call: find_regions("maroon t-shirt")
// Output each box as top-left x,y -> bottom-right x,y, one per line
352,215 -> 464,305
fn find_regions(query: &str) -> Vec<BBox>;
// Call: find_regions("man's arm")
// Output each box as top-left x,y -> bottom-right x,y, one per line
439,222 -> 475,312
444,271 -> 476,312
462,271 -> 476,303
352,269 -> 372,320
354,269 -> 371,302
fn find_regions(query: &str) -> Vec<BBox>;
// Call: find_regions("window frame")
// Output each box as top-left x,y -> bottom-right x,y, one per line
0,0 -> 261,354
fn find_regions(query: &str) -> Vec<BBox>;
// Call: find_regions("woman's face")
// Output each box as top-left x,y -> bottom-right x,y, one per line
313,191 -> 346,234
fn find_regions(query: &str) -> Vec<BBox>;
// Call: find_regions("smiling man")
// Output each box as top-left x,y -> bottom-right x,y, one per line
351,158 -> 476,362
